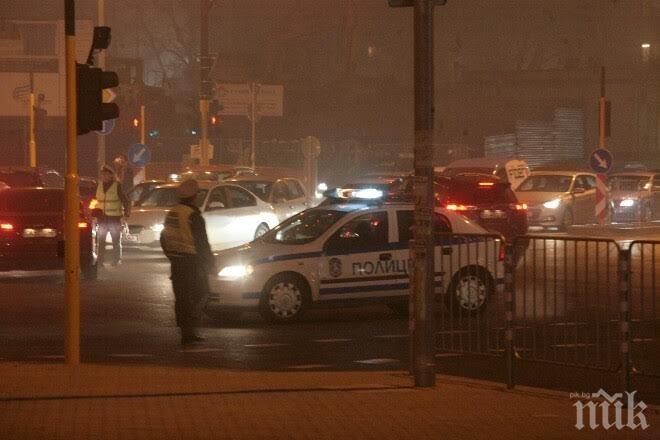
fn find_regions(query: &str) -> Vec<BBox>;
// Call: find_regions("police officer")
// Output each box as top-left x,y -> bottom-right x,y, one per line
95,165 -> 131,266
160,179 -> 214,345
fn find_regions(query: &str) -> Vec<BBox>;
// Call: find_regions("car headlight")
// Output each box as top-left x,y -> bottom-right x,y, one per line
619,199 -> 636,207
543,198 -> 561,209
151,223 -> 164,233
218,264 -> 254,279
317,182 -> 328,192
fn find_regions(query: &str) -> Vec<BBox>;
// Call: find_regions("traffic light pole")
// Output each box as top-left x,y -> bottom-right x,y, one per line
410,0 -> 436,387
64,0 -> 81,366
199,0 -> 212,167
28,91 -> 37,167
96,0 -> 106,175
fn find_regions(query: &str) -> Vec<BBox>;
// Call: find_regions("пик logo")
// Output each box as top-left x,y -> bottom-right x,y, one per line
573,389 -> 649,430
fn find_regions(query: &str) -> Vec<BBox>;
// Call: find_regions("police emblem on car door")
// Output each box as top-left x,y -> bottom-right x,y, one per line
319,211 -> 401,301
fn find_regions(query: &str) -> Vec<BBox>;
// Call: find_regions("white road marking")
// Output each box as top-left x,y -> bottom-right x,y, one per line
287,364 -> 332,370
373,334 -> 408,339
550,343 -> 596,348
632,338 -> 655,343
33,355 -> 64,359
243,343 -> 289,348
178,347 -> 223,353
313,338 -> 352,343
354,358 -> 400,365
434,353 -> 464,358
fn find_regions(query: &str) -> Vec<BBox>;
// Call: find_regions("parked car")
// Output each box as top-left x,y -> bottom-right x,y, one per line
515,171 -> 599,230
125,182 -> 279,251
0,166 -> 64,188
224,175 -> 311,222
0,187 -> 96,279
440,158 -> 530,190
609,172 -> 660,223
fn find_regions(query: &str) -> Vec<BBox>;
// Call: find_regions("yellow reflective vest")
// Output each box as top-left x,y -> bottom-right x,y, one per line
95,181 -> 123,217
161,204 -> 197,255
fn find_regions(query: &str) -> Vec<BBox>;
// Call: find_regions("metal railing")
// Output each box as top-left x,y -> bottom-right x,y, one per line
435,233 -> 660,392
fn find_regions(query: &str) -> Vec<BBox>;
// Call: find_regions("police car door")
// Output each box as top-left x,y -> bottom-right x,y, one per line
318,210 -> 396,302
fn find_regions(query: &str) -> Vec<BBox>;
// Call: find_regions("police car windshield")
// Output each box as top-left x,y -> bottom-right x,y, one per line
262,209 -> 348,245
139,187 -> 207,208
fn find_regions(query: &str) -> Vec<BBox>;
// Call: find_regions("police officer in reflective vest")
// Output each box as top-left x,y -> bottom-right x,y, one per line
95,165 -> 131,266
160,179 -> 214,345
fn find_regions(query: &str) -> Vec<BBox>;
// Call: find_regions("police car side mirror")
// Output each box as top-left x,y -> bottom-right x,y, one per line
207,201 -> 225,210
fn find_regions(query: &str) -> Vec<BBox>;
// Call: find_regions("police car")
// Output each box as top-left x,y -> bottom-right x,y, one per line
206,198 -> 504,323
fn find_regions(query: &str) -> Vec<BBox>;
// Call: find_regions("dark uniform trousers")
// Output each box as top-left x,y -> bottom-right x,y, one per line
169,255 -> 209,336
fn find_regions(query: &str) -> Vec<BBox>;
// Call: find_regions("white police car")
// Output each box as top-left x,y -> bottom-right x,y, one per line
206,201 -> 504,322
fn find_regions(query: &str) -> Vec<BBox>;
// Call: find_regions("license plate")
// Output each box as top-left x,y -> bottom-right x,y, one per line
23,228 -> 57,238
480,210 -> 507,219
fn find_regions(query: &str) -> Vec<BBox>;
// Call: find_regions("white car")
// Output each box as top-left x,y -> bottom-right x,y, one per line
125,182 -> 279,251
206,202 -> 504,322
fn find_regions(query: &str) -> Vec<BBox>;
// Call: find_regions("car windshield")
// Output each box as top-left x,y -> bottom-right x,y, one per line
139,187 -> 207,208
517,175 -> 573,192
608,176 -> 650,191
235,181 -> 273,201
0,190 -> 64,212
262,209 -> 348,245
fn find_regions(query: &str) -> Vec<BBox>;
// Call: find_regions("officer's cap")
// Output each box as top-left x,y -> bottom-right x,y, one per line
177,179 -> 199,199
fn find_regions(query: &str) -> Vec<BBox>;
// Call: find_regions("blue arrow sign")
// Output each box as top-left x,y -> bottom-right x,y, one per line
94,119 -> 115,136
128,143 -> 150,167
589,148 -> 613,174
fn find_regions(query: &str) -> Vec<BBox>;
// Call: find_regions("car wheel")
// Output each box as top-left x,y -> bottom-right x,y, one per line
254,223 -> 269,239
82,263 -> 98,281
259,274 -> 309,323
446,267 -> 492,315
560,208 -> 574,231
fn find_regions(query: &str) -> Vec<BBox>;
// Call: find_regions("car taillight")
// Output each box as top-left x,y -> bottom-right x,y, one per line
509,203 -> 528,211
445,203 -> 476,212
1,222 -> 14,231
78,221 -> 89,229
88,198 -> 98,210
478,181 -> 495,187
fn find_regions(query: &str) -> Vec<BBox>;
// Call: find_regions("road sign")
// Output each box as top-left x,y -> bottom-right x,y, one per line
128,143 -> 150,167
94,118 -> 115,136
589,148 -> 613,174
595,173 -> 609,225
216,83 -> 283,117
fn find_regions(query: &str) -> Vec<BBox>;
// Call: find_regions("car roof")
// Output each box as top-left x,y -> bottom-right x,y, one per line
225,175 -> 293,183
529,170 -> 593,176
0,187 -> 63,194
343,176 -> 402,185
609,171 -> 655,177
445,157 -> 526,168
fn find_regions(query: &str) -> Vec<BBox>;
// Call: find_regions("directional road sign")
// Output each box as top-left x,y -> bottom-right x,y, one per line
128,143 -> 150,167
589,148 -> 613,174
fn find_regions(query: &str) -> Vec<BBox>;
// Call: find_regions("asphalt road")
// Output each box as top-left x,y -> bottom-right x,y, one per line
1,225 -> 658,402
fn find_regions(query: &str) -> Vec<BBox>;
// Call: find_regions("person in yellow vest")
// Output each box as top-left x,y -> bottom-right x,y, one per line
160,179 -> 214,345
95,165 -> 131,267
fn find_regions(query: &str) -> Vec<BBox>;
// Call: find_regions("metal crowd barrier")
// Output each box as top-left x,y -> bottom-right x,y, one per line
434,233 -> 660,392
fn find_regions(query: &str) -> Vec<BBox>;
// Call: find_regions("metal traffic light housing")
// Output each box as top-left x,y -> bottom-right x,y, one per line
76,63 -> 119,135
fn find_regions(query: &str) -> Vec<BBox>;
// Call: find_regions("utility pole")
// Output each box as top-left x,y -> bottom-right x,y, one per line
250,82 -> 258,169
140,104 -> 146,144
96,0 -> 106,173
28,72 -> 37,167
64,0 -> 80,366
410,0 -> 436,387
199,0 -> 213,167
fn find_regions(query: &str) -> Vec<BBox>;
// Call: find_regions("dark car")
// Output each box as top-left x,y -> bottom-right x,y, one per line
0,166 -> 64,188
0,188 -> 97,279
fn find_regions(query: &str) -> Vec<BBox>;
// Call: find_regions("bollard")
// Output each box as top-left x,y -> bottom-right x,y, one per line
618,248 -> 632,394
504,243 -> 516,389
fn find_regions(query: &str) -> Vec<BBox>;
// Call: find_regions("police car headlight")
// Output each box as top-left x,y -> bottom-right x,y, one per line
619,199 -> 635,207
543,198 -> 561,209
218,264 -> 254,279
151,223 -> 165,233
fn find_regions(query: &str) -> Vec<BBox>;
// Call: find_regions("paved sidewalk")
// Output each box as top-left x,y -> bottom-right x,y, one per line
0,362 -> 658,439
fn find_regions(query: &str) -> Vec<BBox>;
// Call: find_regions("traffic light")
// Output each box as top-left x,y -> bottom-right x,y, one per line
76,64 -> 119,135
132,117 -> 140,128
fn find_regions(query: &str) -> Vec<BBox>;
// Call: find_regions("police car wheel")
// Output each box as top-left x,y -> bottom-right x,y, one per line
259,275 -> 309,322
254,223 -> 269,239
447,268 -> 491,314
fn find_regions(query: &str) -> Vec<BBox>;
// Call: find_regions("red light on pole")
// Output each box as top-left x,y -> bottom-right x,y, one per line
132,117 -> 140,128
